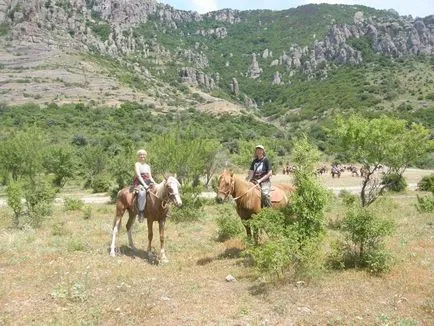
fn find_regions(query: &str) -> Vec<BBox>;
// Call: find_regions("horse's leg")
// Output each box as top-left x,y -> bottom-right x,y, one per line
158,219 -> 168,263
126,208 -> 137,251
110,206 -> 124,257
147,216 -> 153,255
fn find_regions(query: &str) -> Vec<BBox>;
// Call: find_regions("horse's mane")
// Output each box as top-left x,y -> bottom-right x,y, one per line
153,179 -> 167,199
153,175 -> 177,200
232,174 -> 260,210
232,175 -> 252,191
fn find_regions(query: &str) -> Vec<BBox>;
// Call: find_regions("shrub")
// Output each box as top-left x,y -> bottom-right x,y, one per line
82,205 -> 93,219
6,180 -> 24,227
24,178 -> 56,227
170,206 -> 202,223
90,173 -> 112,193
64,198 -> 84,211
215,204 -> 244,241
169,184 -> 203,223
381,173 -> 407,192
365,246 -> 393,274
338,189 -> 358,206
418,174 -> 434,193
415,195 -> 434,213
52,222 -> 70,236
326,239 -> 354,270
332,207 -> 395,274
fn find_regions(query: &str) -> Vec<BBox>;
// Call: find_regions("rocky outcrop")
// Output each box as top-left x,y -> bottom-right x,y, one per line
247,53 -> 262,79
91,0 -> 202,27
204,9 -> 240,24
179,67 -> 215,89
178,48 -> 209,69
195,27 -> 227,38
268,12 -> 433,81
230,78 -> 239,95
272,71 -> 282,85
325,14 -> 434,58
243,95 -> 257,109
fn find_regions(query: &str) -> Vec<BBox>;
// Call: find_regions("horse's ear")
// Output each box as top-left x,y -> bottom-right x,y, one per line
230,171 -> 234,177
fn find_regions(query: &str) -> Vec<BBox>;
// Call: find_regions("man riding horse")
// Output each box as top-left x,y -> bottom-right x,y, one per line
246,144 -> 272,208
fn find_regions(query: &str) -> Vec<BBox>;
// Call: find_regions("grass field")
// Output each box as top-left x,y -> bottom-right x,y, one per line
0,169 -> 433,325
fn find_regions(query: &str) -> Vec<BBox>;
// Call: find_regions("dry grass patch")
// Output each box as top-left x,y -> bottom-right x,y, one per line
0,184 -> 433,325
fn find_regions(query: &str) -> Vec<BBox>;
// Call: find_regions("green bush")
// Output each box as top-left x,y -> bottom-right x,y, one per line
24,178 -> 56,227
418,174 -> 434,193
52,222 -> 70,236
64,198 -> 84,211
6,180 -> 24,227
82,205 -> 93,219
415,195 -> 434,213
326,239 -> 353,270
90,173 -> 112,193
169,184 -> 203,223
365,246 -> 393,274
381,173 -> 407,192
338,189 -> 357,206
170,206 -> 202,223
332,207 -> 395,274
215,204 -> 244,241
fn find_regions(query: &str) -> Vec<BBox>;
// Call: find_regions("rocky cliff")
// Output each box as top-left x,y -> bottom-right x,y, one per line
0,0 -> 432,108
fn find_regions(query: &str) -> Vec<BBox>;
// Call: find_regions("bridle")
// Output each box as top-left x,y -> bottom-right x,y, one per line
218,176 -> 257,202
218,176 -> 234,198
149,177 -> 180,209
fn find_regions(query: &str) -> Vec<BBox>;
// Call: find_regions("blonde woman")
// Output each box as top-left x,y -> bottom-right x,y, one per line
133,149 -> 155,220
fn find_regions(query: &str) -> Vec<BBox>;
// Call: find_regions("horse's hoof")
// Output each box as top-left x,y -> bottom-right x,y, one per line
160,257 -> 169,264
110,251 -> 116,257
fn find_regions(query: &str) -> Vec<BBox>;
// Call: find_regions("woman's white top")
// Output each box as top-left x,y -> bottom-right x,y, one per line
135,162 -> 153,187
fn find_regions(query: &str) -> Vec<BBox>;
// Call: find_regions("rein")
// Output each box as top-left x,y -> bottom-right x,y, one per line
233,183 -> 258,201
148,181 -> 177,210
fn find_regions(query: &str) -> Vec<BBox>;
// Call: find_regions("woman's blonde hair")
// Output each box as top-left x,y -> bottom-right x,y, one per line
136,149 -> 147,156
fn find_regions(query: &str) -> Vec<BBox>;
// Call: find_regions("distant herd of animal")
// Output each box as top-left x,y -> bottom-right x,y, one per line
282,163 -> 374,179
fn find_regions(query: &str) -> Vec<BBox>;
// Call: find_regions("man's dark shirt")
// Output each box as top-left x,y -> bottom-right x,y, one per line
250,156 -> 271,182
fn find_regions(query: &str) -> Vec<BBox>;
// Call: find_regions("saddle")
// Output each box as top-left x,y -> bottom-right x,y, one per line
129,184 -> 156,194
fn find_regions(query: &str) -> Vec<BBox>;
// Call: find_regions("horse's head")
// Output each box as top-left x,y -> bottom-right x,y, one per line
216,170 -> 234,203
165,175 -> 182,208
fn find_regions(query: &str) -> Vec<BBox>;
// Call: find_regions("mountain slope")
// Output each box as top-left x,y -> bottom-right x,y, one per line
0,1 -> 432,131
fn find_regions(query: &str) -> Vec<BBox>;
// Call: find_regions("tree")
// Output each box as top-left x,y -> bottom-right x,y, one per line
43,145 -> 77,188
78,145 -> 109,190
148,128 -> 221,185
328,115 -> 433,206
0,127 -> 46,182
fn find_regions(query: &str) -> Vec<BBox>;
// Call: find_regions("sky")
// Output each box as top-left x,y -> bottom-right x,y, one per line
157,0 -> 433,18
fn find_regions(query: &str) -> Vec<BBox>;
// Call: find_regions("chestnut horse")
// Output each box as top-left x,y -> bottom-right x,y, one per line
216,170 -> 295,237
110,175 -> 182,262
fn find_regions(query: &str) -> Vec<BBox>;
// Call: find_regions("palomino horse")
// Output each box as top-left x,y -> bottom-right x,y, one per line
216,170 -> 295,237
110,175 -> 182,262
